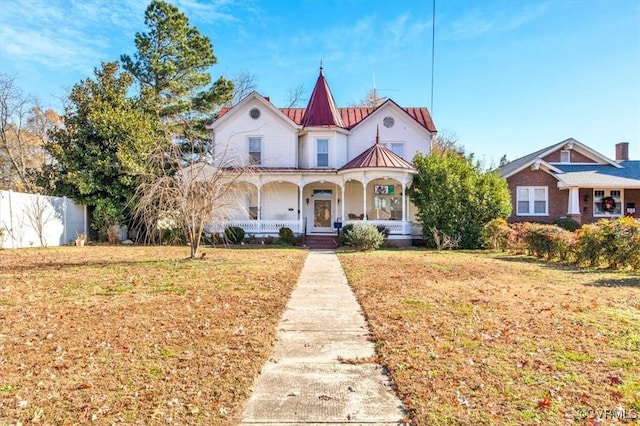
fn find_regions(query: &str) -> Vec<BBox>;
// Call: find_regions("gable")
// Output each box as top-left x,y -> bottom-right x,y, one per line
209,93 -> 300,168
209,92 -> 301,131
500,138 -> 621,179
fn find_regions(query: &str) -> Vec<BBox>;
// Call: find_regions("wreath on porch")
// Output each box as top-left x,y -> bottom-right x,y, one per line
601,196 -> 616,213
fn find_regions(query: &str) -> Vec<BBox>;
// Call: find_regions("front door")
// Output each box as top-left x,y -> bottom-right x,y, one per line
313,199 -> 332,232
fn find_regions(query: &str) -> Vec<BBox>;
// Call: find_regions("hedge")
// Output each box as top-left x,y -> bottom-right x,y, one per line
483,217 -> 639,271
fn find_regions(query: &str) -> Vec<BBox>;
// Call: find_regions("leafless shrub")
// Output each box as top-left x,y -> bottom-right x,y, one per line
24,194 -> 57,247
430,226 -> 461,250
132,143 -> 252,258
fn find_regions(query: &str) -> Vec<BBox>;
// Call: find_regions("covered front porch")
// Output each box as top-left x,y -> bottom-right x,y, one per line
207,170 -> 421,241
562,185 -> 640,224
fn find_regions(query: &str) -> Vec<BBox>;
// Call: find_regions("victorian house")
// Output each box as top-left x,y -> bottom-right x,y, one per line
204,66 -> 436,245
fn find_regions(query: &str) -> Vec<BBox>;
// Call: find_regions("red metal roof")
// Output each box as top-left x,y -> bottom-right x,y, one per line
339,131 -> 416,171
301,66 -> 345,127
217,104 -> 435,133
280,106 -> 435,132
214,68 -> 436,133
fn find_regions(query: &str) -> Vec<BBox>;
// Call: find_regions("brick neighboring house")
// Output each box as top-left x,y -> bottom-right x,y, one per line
499,138 -> 640,224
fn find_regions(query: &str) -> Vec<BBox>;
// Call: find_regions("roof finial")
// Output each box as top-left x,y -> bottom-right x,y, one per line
319,60 -> 324,76
375,125 -> 380,144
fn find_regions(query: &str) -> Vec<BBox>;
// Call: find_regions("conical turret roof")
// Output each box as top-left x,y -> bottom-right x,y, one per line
301,65 -> 345,128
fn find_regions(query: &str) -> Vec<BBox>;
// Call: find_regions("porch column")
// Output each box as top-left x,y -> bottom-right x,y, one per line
401,183 -> 407,222
298,185 -> 303,232
362,182 -> 367,222
567,187 -> 582,223
257,185 -> 262,232
340,184 -> 345,223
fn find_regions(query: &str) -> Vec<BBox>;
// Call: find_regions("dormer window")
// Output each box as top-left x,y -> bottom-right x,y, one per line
560,150 -> 570,163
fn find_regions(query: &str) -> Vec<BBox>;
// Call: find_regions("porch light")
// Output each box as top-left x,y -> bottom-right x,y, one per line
337,198 -> 341,204
306,198 -> 310,205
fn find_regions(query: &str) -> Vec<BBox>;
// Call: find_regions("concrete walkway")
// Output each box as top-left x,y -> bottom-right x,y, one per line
240,250 -> 405,425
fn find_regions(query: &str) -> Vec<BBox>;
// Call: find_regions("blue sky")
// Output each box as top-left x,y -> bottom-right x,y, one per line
1,0 -> 638,165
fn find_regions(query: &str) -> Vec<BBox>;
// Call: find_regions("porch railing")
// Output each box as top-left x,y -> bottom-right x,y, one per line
207,220 -> 302,235
207,219 -> 420,236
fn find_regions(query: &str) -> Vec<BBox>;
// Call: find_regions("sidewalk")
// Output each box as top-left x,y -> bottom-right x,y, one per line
240,250 -> 405,425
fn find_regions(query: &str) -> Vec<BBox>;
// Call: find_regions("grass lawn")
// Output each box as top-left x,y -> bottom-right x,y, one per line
338,250 -> 640,425
0,246 -> 307,425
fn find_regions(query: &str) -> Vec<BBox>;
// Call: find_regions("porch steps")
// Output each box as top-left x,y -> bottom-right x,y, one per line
305,234 -> 339,249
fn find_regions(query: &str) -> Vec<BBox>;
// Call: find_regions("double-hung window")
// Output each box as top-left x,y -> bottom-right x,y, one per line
516,186 -> 548,215
248,137 -> 261,165
317,139 -> 329,167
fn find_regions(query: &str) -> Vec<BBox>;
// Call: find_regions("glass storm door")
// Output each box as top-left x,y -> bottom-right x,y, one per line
313,199 -> 332,232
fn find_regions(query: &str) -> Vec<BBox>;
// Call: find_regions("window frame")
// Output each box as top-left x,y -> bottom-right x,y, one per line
516,186 -> 549,216
389,143 -> 404,157
560,150 -> 570,163
593,189 -> 623,217
382,141 -> 405,158
248,136 -> 262,165
316,138 -> 329,168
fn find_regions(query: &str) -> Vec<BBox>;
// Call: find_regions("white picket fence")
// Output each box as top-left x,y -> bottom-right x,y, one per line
0,190 -> 88,249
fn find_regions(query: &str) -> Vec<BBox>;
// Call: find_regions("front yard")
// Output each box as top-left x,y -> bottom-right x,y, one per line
0,246 -> 307,425
339,250 -> 640,425
1,246 -> 638,425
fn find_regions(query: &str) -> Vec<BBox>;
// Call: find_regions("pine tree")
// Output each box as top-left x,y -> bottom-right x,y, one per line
120,0 -> 233,149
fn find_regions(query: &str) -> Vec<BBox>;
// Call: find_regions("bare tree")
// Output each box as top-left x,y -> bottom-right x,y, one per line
349,88 -> 386,108
430,129 -> 464,156
0,73 -> 61,192
133,142 -> 252,258
24,194 -> 58,247
226,71 -> 257,106
285,84 -> 306,108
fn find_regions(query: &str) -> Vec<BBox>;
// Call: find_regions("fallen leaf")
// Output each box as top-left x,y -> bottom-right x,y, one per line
537,392 -> 551,409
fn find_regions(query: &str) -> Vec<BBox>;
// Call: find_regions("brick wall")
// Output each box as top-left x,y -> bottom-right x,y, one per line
579,188 -> 594,223
506,168 -> 567,223
578,188 -> 639,224
542,149 -> 596,163
623,189 -> 639,219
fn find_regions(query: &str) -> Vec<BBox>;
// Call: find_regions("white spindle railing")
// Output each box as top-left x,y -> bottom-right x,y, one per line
207,219 -> 416,236
207,220 -> 301,235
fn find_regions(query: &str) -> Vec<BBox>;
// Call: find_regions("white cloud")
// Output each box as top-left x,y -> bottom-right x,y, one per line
0,0 -> 145,75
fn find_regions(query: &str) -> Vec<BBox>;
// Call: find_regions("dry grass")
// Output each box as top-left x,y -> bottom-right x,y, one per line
0,246 -> 307,425
338,250 -> 640,425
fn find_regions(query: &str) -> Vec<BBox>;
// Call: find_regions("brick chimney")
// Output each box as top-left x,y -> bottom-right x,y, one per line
615,142 -> 629,162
